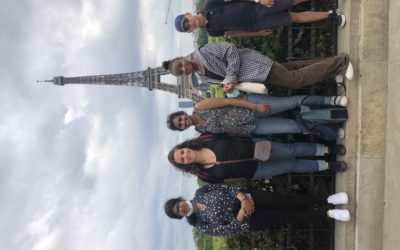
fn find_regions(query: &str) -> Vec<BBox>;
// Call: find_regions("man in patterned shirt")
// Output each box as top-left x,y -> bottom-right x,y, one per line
162,42 -> 354,93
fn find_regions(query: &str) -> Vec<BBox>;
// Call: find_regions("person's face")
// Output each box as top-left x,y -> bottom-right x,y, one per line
183,13 -> 199,32
173,200 -> 189,217
173,148 -> 196,165
171,58 -> 194,76
172,114 -> 192,130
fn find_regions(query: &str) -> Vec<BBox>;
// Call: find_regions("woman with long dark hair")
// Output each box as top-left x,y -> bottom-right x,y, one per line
168,135 -> 346,184
165,184 -> 350,236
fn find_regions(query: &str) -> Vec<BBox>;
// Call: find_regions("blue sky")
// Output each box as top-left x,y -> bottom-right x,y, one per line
0,0 -> 199,249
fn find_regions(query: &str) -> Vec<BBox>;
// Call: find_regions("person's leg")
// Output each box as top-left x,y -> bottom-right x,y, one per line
246,94 -> 330,115
280,58 -> 325,70
255,0 -> 294,15
249,209 -> 327,231
269,141 -> 325,159
253,116 -> 309,134
293,0 -> 310,5
266,53 -> 350,89
251,159 -> 327,180
290,10 -> 345,27
254,2 -> 293,29
249,189 -> 327,209
290,11 -> 329,23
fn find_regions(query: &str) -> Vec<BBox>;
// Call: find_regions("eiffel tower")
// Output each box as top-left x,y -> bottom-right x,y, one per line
39,65 -> 204,102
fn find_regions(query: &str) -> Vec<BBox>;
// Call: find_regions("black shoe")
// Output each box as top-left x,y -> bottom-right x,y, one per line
329,144 -> 347,156
330,161 -> 347,172
328,9 -> 346,28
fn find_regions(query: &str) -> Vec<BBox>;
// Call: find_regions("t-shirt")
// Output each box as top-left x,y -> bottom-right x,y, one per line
198,138 -> 258,183
201,0 -> 258,36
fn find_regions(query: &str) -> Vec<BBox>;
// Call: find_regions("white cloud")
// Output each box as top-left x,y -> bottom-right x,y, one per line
0,0 -> 197,249
137,0 -> 194,66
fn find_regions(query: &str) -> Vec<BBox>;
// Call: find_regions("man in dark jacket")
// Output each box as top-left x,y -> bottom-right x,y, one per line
174,0 -> 345,37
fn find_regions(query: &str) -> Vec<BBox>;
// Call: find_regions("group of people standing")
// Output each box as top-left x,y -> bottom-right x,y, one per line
162,0 -> 353,238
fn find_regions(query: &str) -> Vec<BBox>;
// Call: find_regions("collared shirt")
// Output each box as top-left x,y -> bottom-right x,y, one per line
193,184 -> 250,236
192,42 -> 273,84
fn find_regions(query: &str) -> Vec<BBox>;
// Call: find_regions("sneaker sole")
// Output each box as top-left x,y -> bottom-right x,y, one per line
337,128 -> 345,140
335,74 -> 344,83
340,15 -> 346,28
346,61 -> 354,80
339,96 -> 348,107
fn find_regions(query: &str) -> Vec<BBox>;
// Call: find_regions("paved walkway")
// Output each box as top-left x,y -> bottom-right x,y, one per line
335,0 -> 400,249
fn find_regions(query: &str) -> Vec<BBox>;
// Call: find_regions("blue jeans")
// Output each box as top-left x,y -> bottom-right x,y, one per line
246,94 -> 331,135
245,94 -> 331,115
251,142 -> 327,180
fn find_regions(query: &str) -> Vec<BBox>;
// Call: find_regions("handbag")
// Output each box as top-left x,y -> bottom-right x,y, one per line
236,82 -> 268,95
206,141 -> 272,165
253,140 -> 271,161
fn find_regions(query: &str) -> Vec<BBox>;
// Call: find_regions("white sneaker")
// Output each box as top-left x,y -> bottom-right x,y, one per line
337,128 -> 345,140
335,74 -> 344,83
345,62 -> 354,80
327,192 -> 348,205
329,9 -> 346,28
328,209 -> 350,221
330,96 -> 348,107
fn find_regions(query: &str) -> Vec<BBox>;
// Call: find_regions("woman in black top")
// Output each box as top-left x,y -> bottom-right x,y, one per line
168,135 -> 346,184
165,184 -> 350,236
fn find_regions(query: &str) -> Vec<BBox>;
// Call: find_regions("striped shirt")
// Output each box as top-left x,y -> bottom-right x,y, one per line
193,42 -> 274,84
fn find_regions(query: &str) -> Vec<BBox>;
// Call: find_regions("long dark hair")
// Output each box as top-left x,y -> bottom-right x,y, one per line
167,111 -> 187,131
168,134 -> 253,176
168,138 -> 205,175
164,197 -> 197,226
162,57 -> 183,75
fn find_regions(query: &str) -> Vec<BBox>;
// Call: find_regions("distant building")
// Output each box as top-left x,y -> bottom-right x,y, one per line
179,101 -> 195,108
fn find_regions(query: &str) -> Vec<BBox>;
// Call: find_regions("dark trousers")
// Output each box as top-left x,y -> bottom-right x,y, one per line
248,190 -> 328,231
266,53 -> 349,89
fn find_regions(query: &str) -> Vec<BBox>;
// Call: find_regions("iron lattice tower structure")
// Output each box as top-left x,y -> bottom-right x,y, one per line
40,65 -> 203,102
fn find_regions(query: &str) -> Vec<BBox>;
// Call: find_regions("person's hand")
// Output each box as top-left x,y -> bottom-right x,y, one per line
247,195 -> 254,207
223,82 -> 238,93
241,199 -> 254,216
255,104 -> 271,114
258,29 -> 273,36
260,0 -> 274,7
236,209 -> 246,223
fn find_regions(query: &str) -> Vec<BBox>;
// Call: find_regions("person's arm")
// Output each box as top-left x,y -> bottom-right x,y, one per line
197,183 -> 241,194
194,98 -> 271,113
204,0 -> 227,9
236,192 -> 255,218
196,218 -> 248,236
225,0 -> 275,7
203,42 -> 240,84
223,178 -> 246,184
259,0 -> 275,7
225,29 -> 273,37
